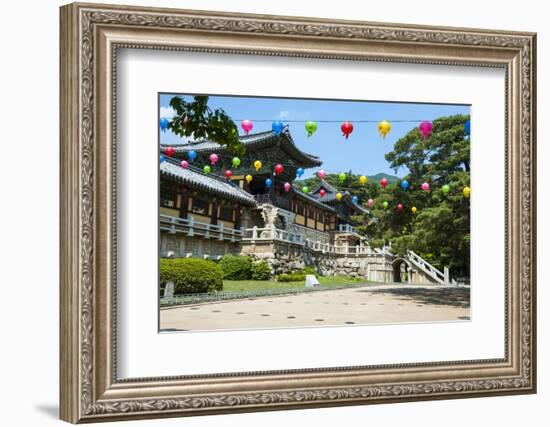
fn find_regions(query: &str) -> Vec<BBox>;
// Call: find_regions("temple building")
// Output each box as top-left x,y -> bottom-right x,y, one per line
159,127 -> 375,275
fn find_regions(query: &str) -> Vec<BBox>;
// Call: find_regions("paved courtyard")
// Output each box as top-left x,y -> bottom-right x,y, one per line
160,284 -> 471,332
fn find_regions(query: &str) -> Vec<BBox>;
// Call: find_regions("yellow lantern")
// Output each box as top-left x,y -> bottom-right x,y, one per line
463,186 -> 471,198
245,174 -> 253,184
253,160 -> 262,171
336,192 -> 343,201
411,206 -> 417,214
359,175 -> 368,185
378,120 -> 391,139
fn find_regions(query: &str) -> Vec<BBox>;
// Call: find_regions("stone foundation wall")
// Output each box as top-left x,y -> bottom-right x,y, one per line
160,232 -> 240,259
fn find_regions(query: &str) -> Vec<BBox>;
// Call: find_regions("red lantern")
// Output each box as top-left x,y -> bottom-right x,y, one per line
319,189 -> 326,197
275,164 -> 284,175
165,146 -> 175,157
341,121 -> 354,139
225,170 -> 233,180
380,178 -> 388,189
396,203 -> 404,212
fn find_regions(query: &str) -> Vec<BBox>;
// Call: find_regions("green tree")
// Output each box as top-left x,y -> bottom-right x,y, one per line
358,114 -> 470,276
168,95 -> 245,155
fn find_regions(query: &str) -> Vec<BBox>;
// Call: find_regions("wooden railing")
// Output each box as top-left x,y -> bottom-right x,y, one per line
159,214 -> 243,242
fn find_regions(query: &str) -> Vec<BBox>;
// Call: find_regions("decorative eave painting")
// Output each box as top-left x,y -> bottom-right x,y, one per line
59,2 -> 536,423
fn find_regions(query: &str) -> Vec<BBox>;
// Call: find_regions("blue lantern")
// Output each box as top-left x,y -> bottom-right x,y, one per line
296,167 -> 305,178
160,117 -> 169,132
401,180 -> 409,190
464,120 -> 470,136
265,178 -> 273,188
272,121 -> 284,135
352,195 -> 359,204
159,155 -> 166,163
188,150 -> 197,161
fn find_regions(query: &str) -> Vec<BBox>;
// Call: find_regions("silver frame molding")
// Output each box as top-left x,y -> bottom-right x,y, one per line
60,2 -> 536,423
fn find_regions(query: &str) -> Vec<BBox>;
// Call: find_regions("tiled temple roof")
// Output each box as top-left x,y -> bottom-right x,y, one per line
310,181 -> 370,214
160,127 -> 322,168
160,158 -> 257,205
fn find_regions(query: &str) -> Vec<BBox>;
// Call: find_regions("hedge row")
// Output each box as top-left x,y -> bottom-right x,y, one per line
218,255 -> 272,280
160,258 -> 223,295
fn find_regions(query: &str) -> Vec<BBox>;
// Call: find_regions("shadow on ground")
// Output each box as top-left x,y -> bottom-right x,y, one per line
360,287 -> 471,309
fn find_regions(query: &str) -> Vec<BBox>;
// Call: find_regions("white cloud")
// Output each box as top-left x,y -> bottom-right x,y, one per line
160,106 -> 177,119
278,110 -> 290,119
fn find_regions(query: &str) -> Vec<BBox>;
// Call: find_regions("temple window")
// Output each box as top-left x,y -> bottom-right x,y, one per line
190,196 -> 209,216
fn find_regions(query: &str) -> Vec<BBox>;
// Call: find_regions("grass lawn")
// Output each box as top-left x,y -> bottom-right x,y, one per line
222,276 -> 370,293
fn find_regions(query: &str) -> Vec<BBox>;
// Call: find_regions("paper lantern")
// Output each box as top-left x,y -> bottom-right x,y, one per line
317,170 -> 327,180
159,155 -> 166,163
359,175 -> 368,185
352,195 -> 359,204
180,160 -> 189,169
367,198 -> 374,207
188,150 -> 197,161
305,120 -> 318,137
245,174 -> 253,184
203,165 -> 211,174
241,119 -> 253,135
401,180 -> 409,190
338,172 -> 347,183
265,178 -> 273,188
341,121 -> 354,139
421,182 -> 430,192
411,206 -> 417,214
380,178 -> 388,189
275,164 -> 284,175
382,201 -> 389,209
296,167 -> 305,178
254,160 -> 262,171
225,170 -> 233,180
302,186 -> 310,194
463,186 -> 471,198
283,182 -> 291,192
272,121 -> 284,135
232,157 -> 241,168
336,192 -> 343,201
159,117 -> 169,132
165,146 -> 175,157
442,184 -> 450,195
378,120 -> 391,139
464,120 -> 470,136
396,203 -> 404,212
209,153 -> 219,165
419,120 -> 433,139
319,189 -> 326,197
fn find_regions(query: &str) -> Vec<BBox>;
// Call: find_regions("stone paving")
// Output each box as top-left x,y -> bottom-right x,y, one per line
159,284 -> 471,332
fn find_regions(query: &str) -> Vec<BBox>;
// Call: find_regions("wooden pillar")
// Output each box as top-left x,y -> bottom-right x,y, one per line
211,197 -> 218,225
179,186 -> 189,219
234,203 -> 241,228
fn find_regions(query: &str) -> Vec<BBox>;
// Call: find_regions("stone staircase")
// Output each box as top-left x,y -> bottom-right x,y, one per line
406,250 -> 456,286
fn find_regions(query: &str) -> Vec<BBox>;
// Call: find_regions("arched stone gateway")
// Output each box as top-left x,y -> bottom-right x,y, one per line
392,258 -> 412,284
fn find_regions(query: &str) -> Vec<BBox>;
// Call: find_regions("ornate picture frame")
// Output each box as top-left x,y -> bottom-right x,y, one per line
60,2 -> 536,423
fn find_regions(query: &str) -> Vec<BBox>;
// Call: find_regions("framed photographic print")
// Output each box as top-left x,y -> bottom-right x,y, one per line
60,2 -> 537,423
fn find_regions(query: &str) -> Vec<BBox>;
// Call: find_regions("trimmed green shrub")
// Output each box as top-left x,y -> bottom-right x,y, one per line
218,255 -> 253,280
160,258 -> 223,294
251,260 -> 271,280
276,272 -> 306,282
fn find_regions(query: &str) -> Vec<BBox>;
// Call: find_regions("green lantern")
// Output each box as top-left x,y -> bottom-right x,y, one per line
442,184 -> 450,195
203,165 -> 211,174
305,121 -> 318,137
338,172 -> 347,183
232,157 -> 241,168
302,186 -> 309,194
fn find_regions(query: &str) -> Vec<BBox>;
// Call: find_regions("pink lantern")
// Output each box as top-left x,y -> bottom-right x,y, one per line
165,146 -> 175,157
367,198 -> 374,207
396,203 -> 404,212
317,170 -> 327,180
275,164 -> 284,175
421,182 -> 430,192
180,160 -> 189,169
241,119 -> 253,135
225,170 -> 233,180
209,153 -> 219,165
319,189 -> 326,197
419,120 -> 433,139
283,182 -> 291,192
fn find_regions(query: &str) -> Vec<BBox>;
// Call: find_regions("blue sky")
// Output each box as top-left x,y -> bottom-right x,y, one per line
159,94 -> 470,179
